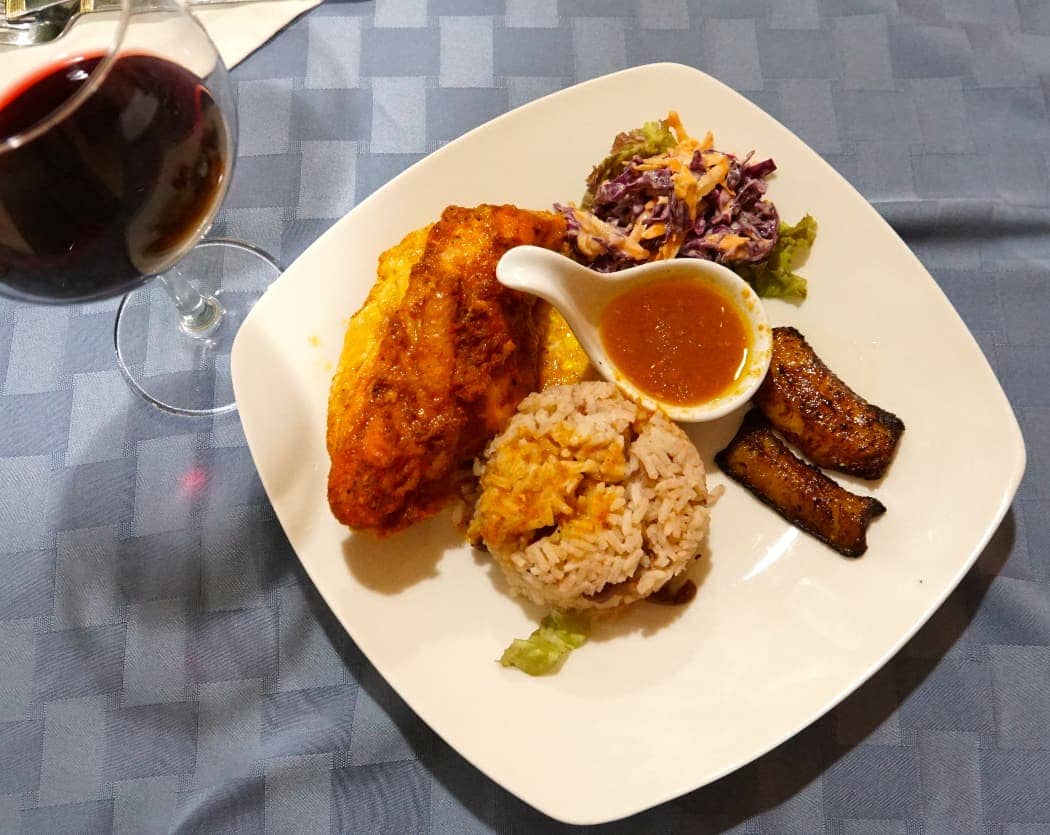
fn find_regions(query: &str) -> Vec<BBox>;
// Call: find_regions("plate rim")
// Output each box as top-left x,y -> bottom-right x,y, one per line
231,62 -> 1028,825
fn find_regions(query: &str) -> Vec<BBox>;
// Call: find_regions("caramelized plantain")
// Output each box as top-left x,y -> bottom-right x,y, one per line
754,327 -> 904,480
715,410 -> 886,557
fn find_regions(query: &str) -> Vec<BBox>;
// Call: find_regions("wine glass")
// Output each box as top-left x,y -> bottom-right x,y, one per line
0,0 -> 281,415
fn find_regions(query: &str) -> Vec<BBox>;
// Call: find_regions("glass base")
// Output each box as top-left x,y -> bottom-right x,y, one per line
114,238 -> 282,416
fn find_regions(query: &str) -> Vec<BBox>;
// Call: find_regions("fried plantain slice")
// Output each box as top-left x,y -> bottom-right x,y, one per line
754,327 -> 904,480
715,410 -> 886,557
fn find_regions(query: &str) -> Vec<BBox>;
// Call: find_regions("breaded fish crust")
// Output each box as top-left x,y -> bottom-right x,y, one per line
327,205 -> 566,535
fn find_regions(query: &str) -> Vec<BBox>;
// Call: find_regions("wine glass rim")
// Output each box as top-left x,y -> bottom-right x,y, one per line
0,0 -> 132,153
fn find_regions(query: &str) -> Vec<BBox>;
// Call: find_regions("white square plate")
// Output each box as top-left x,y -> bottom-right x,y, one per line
231,64 -> 1025,824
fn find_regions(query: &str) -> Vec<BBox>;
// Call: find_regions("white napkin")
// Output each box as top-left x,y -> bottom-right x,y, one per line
193,0 -> 321,68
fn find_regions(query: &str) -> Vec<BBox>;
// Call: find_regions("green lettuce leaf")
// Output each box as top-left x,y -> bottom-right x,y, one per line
499,612 -> 589,676
733,214 -> 818,300
582,119 -> 677,208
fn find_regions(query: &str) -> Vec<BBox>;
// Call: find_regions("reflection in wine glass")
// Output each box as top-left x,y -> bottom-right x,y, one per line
0,0 -> 281,415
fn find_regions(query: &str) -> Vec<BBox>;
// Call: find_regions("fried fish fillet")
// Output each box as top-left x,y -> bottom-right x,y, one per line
715,410 -> 886,557
535,303 -> 598,389
331,225 -> 430,385
754,327 -> 904,480
327,205 -> 566,535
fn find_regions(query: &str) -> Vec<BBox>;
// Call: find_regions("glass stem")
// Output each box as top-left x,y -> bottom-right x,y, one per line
159,263 -> 223,337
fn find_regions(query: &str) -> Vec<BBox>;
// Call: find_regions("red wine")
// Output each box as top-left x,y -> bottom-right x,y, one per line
0,53 -> 229,303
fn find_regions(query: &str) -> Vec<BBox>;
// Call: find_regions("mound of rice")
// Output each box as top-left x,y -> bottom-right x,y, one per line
467,381 -> 710,612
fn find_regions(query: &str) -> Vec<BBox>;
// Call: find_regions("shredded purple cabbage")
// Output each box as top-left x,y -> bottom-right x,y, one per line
559,148 -> 779,273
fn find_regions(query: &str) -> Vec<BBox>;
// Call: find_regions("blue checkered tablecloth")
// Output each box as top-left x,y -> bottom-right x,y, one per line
2,1 -> 1050,832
